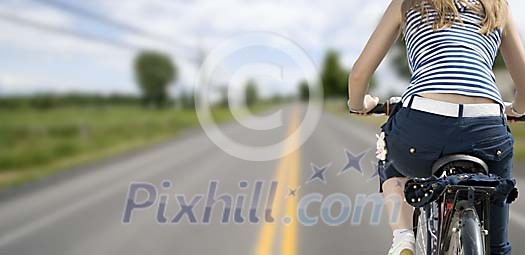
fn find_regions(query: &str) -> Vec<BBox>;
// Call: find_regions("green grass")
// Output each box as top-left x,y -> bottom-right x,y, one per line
0,106 -> 241,189
510,123 -> 525,161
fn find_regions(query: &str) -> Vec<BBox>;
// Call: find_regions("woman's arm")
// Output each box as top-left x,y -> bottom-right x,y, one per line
501,11 -> 525,114
348,0 -> 403,112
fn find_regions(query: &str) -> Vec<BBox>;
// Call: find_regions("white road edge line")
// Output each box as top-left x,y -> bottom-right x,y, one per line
0,148 -> 210,247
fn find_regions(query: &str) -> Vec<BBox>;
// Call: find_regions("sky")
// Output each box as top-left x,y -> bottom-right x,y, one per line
0,0 -> 524,98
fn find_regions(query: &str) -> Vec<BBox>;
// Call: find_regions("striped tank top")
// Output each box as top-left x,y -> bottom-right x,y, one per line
401,0 -> 504,107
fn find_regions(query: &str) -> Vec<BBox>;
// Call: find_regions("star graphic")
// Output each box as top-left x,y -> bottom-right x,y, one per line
368,161 -> 380,181
385,159 -> 395,170
338,149 -> 368,176
306,163 -> 331,184
368,160 -> 395,181
285,186 -> 300,199
395,180 -> 404,188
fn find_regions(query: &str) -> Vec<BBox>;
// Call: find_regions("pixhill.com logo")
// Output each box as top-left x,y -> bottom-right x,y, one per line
122,148 -> 402,226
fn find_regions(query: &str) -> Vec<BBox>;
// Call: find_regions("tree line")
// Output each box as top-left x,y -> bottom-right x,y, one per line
0,93 -> 142,109
297,49 -> 377,101
1,49 -> 377,110
12,37 -> 510,109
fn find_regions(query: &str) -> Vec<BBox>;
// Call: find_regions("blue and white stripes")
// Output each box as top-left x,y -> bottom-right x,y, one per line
401,0 -> 504,107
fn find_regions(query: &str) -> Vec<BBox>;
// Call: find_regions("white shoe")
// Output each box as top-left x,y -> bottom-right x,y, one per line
388,238 -> 415,255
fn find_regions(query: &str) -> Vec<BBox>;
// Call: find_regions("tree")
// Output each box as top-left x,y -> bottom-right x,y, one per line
391,39 -> 411,79
298,80 -> 309,101
320,49 -> 378,98
270,94 -> 283,104
218,86 -> 229,108
493,53 -> 505,70
180,90 -> 195,109
320,50 -> 348,98
245,80 -> 258,107
134,51 -> 177,108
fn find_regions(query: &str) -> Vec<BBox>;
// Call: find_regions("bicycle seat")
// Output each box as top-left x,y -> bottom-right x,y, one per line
432,154 -> 489,176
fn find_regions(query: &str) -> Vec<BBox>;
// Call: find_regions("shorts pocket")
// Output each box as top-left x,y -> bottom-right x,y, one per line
471,134 -> 513,162
386,133 -> 443,177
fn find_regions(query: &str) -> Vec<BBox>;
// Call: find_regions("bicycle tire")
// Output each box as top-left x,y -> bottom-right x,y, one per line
414,207 -> 433,255
445,209 -> 484,255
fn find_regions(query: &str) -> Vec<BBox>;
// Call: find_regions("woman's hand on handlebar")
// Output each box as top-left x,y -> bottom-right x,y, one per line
504,102 -> 525,123
348,94 -> 379,115
363,95 -> 380,113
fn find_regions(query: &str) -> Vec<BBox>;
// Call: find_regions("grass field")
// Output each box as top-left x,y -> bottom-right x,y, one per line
0,106 -> 239,189
1,103 -> 521,189
510,124 -> 525,161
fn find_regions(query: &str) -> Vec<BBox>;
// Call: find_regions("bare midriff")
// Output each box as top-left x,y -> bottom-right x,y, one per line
418,93 -> 497,105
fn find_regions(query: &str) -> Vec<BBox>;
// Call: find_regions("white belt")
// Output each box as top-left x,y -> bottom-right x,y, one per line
402,96 -> 501,118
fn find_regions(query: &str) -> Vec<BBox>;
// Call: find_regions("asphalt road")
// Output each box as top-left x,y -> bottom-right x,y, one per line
1,105 -> 524,255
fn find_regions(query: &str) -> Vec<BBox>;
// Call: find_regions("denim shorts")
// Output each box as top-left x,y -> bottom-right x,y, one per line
378,96 -> 514,254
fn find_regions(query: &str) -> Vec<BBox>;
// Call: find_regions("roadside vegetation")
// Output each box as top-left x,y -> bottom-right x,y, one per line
0,104 -> 237,189
511,125 -> 525,161
0,50 -> 279,189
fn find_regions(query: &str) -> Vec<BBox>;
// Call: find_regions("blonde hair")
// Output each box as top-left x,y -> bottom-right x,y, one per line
402,0 -> 508,35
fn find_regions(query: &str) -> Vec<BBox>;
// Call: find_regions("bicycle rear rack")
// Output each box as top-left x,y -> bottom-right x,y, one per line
434,185 -> 495,254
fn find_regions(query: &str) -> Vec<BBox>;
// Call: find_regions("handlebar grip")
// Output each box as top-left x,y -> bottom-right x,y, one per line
366,98 -> 402,115
367,103 -> 389,115
508,115 -> 525,122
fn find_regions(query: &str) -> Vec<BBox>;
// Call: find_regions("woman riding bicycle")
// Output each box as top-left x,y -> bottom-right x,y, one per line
347,0 -> 525,254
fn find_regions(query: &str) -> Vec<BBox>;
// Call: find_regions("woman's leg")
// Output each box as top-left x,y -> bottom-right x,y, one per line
383,177 -> 415,254
458,119 -> 514,254
485,153 -> 513,255
382,177 -> 413,231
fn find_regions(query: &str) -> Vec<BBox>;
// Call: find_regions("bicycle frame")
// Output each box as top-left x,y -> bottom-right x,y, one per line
418,184 -> 495,255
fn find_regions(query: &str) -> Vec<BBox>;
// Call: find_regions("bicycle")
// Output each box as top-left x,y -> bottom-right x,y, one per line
364,97 -> 524,255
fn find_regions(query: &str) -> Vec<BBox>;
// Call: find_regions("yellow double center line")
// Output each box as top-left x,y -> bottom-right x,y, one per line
255,107 -> 301,255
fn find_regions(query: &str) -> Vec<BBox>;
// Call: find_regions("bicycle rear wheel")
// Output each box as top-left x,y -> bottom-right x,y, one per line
445,208 -> 484,255
414,207 -> 433,255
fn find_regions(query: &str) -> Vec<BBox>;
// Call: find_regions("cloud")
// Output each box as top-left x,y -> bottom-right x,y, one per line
0,0 -> 73,28
0,0 -> 523,96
